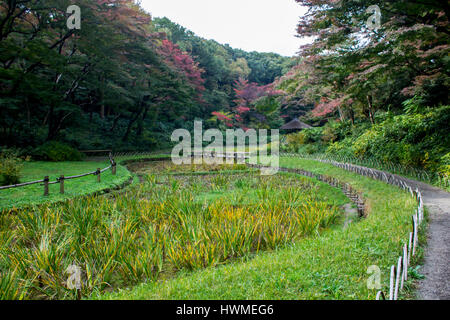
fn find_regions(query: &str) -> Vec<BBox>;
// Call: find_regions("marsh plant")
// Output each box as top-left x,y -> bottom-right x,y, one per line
0,167 -> 343,299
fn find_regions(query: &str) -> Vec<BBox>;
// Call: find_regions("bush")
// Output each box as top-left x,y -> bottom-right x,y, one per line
303,144 -> 322,154
323,106 -> 450,171
285,105 -> 449,173
282,132 -> 307,152
0,149 -> 23,186
303,127 -> 324,144
438,153 -> 450,177
321,125 -> 338,143
34,142 -> 84,162
326,140 -> 353,158
282,127 -> 326,153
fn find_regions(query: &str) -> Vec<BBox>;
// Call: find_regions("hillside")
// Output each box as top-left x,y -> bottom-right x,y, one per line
0,4 -> 292,153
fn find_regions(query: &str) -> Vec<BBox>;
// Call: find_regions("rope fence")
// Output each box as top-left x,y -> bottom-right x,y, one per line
281,153 -> 425,300
249,163 -> 367,218
86,149 -> 448,189
0,153 -> 117,196
280,152 -> 449,189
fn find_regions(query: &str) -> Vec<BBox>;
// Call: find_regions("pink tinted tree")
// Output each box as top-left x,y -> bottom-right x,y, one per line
212,78 -> 282,129
157,39 -> 205,95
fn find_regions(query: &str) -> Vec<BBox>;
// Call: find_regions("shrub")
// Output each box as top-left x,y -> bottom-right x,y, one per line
0,150 -> 23,186
283,132 -> 307,152
282,127 -> 326,153
438,153 -> 450,177
303,127 -> 324,144
351,128 -> 380,158
303,144 -> 322,154
321,125 -> 338,143
322,105 -> 450,171
285,105 -> 449,173
34,142 -> 83,162
326,140 -> 353,158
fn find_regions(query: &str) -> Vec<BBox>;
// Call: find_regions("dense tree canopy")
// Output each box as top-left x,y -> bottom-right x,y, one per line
276,0 -> 449,123
152,17 -> 293,119
211,78 -> 284,130
0,3 -> 291,151
276,0 -> 449,173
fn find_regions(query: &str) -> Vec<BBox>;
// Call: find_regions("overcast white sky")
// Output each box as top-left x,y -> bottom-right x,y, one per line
140,0 -> 308,57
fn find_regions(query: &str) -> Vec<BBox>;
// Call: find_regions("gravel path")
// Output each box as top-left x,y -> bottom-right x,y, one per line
393,176 -> 450,300
315,158 -> 450,300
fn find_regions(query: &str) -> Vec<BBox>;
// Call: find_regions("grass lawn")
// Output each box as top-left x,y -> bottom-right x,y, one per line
94,157 -> 421,300
0,161 -> 132,210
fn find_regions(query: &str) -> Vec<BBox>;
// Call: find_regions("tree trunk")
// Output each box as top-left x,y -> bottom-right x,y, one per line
100,75 -> 105,119
100,103 -> 105,119
110,114 -> 121,132
337,106 -> 344,122
26,98 -> 31,126
46,105 -> 55,141
349,108 -> 355,125
122,108 -> 143,142
137,105 -> 150,137
366,95 -> 375,124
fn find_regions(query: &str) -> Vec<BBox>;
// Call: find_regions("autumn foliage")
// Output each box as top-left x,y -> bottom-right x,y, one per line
211,78 -> 283,129
157,39 -> 205,94
277,0 -> 450,122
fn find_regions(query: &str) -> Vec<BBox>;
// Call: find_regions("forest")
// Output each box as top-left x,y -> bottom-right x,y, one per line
277,0 -> 449,178
0,1 -> 293,154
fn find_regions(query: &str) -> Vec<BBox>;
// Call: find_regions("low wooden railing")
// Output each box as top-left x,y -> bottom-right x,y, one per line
0,154 -> 117,196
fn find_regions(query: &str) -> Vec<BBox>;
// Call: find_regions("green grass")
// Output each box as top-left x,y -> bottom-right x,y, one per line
116,154 -> 172,164
281,152 -> 450,192
195,171 -> 349,208
93,157 -> 420,300
0,161 -> 132,210
0,162 -> 347,300
0,157 -> 423,300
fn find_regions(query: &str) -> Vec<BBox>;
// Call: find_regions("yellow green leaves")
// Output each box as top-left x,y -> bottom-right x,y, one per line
0,169 -> 344,299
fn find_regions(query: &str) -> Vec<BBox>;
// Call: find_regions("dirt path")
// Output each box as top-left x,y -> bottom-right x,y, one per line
317,158 -> 450,299
391,175 -> 450,300
335,161 -> 450,299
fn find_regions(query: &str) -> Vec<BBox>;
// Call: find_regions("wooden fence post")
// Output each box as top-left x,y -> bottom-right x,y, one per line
402,244 -> 408,285
389,265 -> 395,300
43,176 -> 49,196
97,168 -> 101,183
376,291 -> 386,300
394,257 -> 402,300
408,232 -> 413,264
60,175 -> 65,194
112,163 -> 117,175
412,214 -> 418,256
